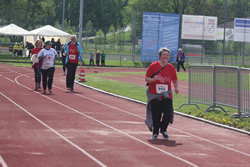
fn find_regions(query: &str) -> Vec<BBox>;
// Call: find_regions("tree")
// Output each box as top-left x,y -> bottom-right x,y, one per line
108,24 -> 115,45
95,29 -> 105,48
86,20 -> 94,37
66,20 -> 75,35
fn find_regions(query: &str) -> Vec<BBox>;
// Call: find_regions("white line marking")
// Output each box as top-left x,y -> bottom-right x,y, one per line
0,92 -> 107,167
130,77 -> 144,80
15,76 -> 198,167
4,77 -> 14,83
0,155 -> 8,167
130,77 -> 189,88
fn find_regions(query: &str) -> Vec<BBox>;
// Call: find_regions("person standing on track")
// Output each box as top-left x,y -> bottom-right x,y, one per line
64,35 -> 84,92
176,48 -> 186,72
38,41 -> 57,94
30,39 -> 43,90
145,47 -> 179,139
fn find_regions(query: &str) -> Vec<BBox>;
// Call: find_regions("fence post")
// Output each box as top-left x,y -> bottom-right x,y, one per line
238,68 -> 241,118
120,54 -> 121,67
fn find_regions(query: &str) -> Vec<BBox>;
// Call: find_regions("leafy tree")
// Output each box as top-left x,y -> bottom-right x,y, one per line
108,24 -> 115,45
95,29 -> 105,47
66,20 -> 75,35
0,0 -> 56,29
86,20 -> 94,37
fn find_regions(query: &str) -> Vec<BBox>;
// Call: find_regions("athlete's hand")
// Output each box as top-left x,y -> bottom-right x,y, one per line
153,75 -> 158,82
175,89 -> 179,94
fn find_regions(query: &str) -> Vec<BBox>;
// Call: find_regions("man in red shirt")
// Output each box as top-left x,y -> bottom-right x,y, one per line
145,47 -> 179,139
64,35 -> 84,92
176,48 -> 186,72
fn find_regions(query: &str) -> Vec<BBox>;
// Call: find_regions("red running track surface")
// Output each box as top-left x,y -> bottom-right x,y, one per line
0,64 -> 249,167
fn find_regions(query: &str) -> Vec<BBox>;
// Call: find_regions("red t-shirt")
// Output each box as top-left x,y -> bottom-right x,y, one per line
68,44 -> 78,63
31,48 -> 43,69
31,47 -> 42,55
146,62 -> 177,99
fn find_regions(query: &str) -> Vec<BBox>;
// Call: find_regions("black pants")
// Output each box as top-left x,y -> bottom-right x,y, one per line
66,62 -> 78,90
177,61 -> 186,72
96,59 -> 100,66
89,59 -> 94,66
101,60 -> 105,66
151,98 -> 173,135
34,68 -> 41,85
62,56 -> 66,72
41,67 -> 55,90
18,50 -> 23,57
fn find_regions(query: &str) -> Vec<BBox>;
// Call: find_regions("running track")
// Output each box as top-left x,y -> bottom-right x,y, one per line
0,63 -> 249,167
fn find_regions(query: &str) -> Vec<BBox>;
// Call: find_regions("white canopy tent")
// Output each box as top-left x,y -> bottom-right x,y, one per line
0,23 -> 30,36
25,25 -> 71,45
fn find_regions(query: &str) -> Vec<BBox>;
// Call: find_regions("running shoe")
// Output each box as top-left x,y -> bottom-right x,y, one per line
160,131 -> 169,139
49,89 -> 52,93
43,90 -> 46,94
152,134 -> 158,139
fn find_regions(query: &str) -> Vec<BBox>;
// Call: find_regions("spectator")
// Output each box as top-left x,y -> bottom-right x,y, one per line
18,42 -> 24,57
39,36 -> 45,43
100,49 -> 106,66
30,39 -> 43,90
38,41 -> 57,94
145,47 -> 179,139
89,49 -> 94,66
96,50 -> 100,66
176,48 -> 186,72
64,35 -> 84,92
61,44 -> 66,75
25,41 -> 34,58
13,42 -> 19,56
51,38 -> 56,49
55,39 -> 61,56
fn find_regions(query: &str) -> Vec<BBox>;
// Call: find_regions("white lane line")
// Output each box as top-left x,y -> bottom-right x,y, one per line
171,127 -> 250,157
130,77 -> 189,88
0,155 -> 8,167
15,76 -> 198,167
4,77 -> 14,83
130,77 -> 144,80
0,92 -> 107,167
72,83 -> 250,157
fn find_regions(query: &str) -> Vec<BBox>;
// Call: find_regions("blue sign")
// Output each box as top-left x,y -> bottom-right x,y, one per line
141,12 -> 180,62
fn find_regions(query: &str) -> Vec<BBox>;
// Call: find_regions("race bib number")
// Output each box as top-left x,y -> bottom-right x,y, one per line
45,62 -> 51,66
156,84 -> 168,94
69,54 -> 75,60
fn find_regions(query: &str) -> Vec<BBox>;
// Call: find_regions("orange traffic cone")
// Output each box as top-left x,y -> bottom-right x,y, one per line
78,68 -> 86,82
94,64 -> 98,73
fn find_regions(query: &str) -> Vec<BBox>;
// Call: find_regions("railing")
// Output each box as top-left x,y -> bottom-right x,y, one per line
179,65 -> 250,118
